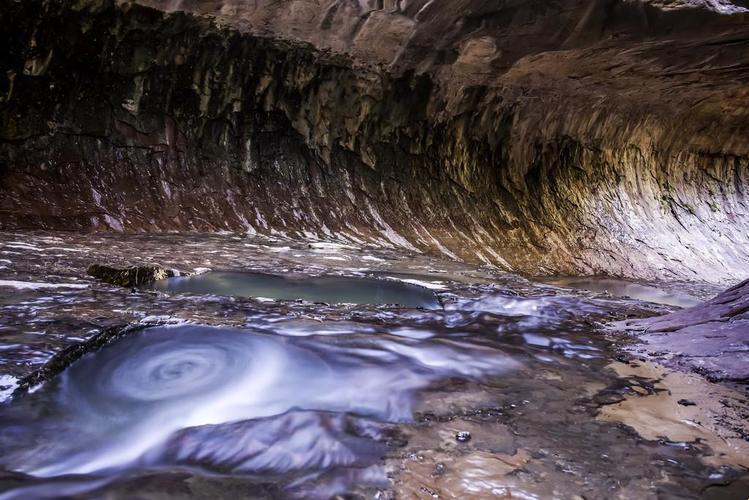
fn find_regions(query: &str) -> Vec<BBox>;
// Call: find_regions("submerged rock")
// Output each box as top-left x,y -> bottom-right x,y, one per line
87,264 -> 177,288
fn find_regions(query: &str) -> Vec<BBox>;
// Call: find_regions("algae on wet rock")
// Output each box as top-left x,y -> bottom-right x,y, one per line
87,264 -> 177,287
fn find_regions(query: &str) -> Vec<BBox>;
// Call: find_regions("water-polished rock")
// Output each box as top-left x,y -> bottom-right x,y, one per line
616,278 -> 749,382
2,0 -> 748,283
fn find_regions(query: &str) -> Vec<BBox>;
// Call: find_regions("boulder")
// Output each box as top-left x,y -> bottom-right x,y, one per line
87,264 -> 177,288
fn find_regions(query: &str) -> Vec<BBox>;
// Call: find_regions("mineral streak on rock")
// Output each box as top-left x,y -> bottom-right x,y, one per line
87,264 -> 177,287
1,0 -> 749,283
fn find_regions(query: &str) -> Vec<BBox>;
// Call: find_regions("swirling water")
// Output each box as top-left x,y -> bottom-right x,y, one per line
0,232 -> 744,499
0,324 -> 516,480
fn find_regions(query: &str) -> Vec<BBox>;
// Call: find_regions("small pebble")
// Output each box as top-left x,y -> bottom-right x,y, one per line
678,399 -> 697,406
456,431 -> 471,443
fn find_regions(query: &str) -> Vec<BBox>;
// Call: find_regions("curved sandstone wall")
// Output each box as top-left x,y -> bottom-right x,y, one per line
1,0 -> 748,283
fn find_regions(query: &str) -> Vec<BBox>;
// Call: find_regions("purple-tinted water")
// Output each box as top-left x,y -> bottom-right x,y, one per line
0,232 -> 744,499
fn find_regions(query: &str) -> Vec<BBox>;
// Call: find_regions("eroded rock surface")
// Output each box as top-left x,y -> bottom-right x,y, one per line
1,0 -> 748,283
616,279 -> 749,382
0,231 -> 747,498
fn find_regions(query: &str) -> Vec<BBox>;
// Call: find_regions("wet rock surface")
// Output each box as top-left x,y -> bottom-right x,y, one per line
616,278 -> 749,383
0,231 -> 746,498
87,264 -> 178,288
1,1 -> 748,494
10,323 -> 141,399
1,0 -> 748,282
598,360 -> 749,469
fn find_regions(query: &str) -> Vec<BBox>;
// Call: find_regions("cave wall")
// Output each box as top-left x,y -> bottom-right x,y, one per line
1,0 -> 748,283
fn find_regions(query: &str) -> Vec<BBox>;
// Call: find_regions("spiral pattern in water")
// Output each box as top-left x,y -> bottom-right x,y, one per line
83,337 -> 255,403
1,324 -> 518,478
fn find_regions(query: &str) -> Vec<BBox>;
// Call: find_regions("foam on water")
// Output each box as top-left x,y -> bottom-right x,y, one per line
0,280 -> 89,290
0,325 -> 518,478
0,374 -> 18,403
452,293 -> 613,324
0,232 -> 731,499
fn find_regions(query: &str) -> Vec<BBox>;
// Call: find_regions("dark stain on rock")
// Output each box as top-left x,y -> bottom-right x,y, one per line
87,263 -> 177,287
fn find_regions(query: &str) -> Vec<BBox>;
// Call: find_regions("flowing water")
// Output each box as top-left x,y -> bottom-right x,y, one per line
0,232 -> 746,499
544,277 -> 704,308
145,271 -> 442,308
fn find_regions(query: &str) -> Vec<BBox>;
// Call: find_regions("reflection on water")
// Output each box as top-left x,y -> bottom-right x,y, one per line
146,271 -> 441,309
0,232 -> 743,499
547,277 -> 702,308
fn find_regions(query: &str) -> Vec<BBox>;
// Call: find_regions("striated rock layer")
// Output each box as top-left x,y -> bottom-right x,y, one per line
1,0 -> 748,283
617,278 -> 749,382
